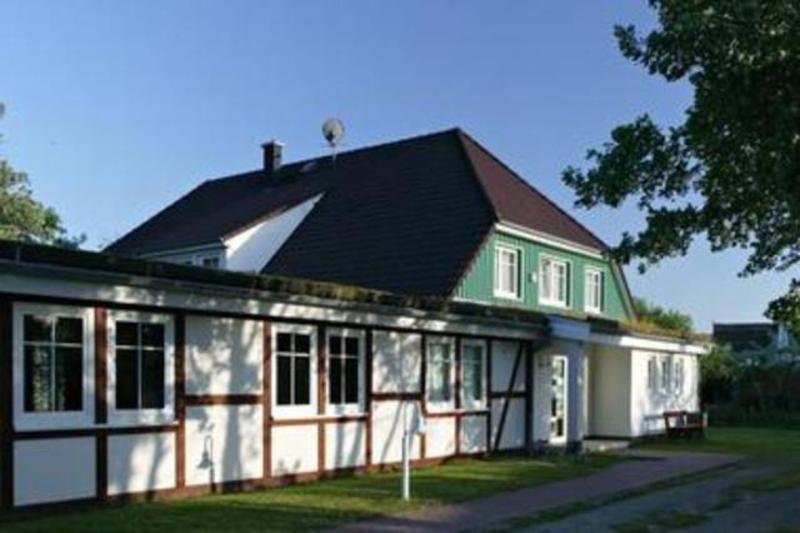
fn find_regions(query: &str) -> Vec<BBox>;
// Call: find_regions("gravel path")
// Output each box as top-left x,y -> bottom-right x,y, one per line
333,451 -> 740,533
518,462 -> 800,533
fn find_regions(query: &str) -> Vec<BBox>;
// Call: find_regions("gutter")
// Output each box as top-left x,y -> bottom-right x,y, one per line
0,258 -> 549,338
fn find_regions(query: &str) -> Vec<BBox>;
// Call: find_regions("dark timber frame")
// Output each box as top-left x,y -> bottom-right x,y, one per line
0,286 -> 542,510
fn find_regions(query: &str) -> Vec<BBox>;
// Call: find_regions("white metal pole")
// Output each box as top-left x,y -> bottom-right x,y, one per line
402,402 -> 411,501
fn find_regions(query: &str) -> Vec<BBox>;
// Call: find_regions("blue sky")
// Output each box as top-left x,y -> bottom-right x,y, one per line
0,1 -> 791,331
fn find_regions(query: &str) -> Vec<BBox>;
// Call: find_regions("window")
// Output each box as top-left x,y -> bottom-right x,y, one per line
273,325 -> 316,417
108,311 -> 174,425
426,338 -> 454,409
647,357 -> 658,392
673,357 -> 685,394
114,322 -> 165,409
660,357 -> 671,392
14,304 -> 94,430
460,341 -> 486,409
327,329 -> 364,413
584,268 -> 604,314
200,255 -> 220,269
540,256 -> 570,307
494,245 -> 521,299
22,315 -> 84,412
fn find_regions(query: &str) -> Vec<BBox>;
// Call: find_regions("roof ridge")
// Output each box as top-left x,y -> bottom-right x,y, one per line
440,130 -> 502,298
206,126 -> 463,187
457,130 -> 610,252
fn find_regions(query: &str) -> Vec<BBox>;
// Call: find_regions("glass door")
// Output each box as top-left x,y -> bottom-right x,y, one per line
550,356 -> 568,443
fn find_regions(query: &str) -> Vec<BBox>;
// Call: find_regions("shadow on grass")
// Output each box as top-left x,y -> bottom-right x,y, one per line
0,455 -> 620,533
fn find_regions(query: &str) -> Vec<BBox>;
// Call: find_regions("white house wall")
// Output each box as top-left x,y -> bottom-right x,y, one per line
490,398 -> 525,450
107,432 -> 176,496
491,340 -> 526,393
371,400 -> 422,464
372,332 -> 422,393
629,350 -> 700,437
325,421 -> 366,470
185,405 -> 263,486
460,415 -> 487,454
4,270 -> 707,508
587,345 -> 632,438
186,316 -> 263,395
271,424 -> 318,476
489,339 -> 526,451
424,417 -> 456,458
14,437 -> 96,506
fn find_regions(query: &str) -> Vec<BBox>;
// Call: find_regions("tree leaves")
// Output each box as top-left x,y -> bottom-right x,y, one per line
563,0 -> 800,322
0,104 -> 83,248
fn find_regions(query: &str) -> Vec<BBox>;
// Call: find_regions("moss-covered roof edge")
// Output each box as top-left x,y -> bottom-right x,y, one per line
0,240 -> 550,328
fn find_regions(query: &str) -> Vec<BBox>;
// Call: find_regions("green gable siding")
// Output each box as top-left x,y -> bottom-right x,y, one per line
455,230 -> 632,321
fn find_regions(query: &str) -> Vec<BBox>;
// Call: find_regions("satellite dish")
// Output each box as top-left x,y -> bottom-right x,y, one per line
322,118 -> 345,147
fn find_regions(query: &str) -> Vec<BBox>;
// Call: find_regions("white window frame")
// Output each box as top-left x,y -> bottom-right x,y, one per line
584,267 -> 604,314
107,310 -> 175,427
660,356 -> 671,393
460,339 -> 487,411
673,356 -> 685,395
493,244 -> 522,300
647,356 -> 658,393
426,336 -> 456,413
550,355 -> 568,444
272,323 -> 317,419
13,303 -> 95,431
326,328 -> 366,416
539,255 -> 570,308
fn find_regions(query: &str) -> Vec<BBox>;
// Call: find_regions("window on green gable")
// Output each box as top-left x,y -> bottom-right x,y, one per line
539,256 -> 570,307
584,268 -> 604,314
494,245 -> 521,299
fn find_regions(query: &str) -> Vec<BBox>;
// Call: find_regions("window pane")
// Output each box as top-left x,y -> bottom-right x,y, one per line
201,256 -> 220,269
329,357 -> 342,404
141,350 -> 165,409
344,357 -> 359,403
24,315 -> 52,342
277,333 -> 292,353
55,317 -> 82,344
428,345 -> 451,403
116,322 -> 139,347
141,324 -> 165,348
329,335 -> 342,355
294,334 -> 311,354
345,337 -> 359,356
24,345 -> 52,412
55,347 -> 83,411
463,347 -> 483,403
116,348 -> 139,409
277,355 -> 292,405
294,356 -> 310,404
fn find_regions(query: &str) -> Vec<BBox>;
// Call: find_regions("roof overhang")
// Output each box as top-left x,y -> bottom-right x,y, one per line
495,222 -> 605,260
0,241 -> 549,340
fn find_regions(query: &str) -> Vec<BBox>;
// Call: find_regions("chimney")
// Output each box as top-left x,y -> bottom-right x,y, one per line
262,140 -> 284,174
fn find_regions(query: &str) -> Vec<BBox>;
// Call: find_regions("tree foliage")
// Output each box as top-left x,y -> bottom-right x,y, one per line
562,1 -> 800,322
0,104 -> 83,247
634,297 -> 694,336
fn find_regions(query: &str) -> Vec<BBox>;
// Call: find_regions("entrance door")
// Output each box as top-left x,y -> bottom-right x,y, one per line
550,356 -> 568,443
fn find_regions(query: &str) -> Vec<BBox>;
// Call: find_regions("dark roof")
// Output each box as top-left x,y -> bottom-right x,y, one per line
713,323 -> 781,353
107,128 -> 610,297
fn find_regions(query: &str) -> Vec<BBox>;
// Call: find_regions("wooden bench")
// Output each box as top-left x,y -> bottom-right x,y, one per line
663,410 -> 707,439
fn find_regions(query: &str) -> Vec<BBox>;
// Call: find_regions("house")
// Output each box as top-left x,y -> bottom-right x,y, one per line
713,322 -> 799,365
0,128 -> 704,508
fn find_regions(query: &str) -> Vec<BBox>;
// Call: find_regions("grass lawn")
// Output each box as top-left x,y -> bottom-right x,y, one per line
0,454 -> 619,532
636,426 -> 800,461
